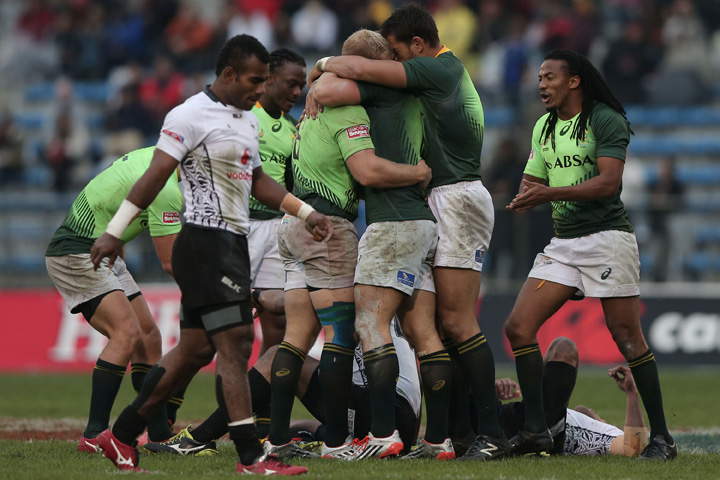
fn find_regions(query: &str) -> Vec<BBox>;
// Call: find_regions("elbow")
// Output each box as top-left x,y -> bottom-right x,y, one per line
161,261 -> 173,276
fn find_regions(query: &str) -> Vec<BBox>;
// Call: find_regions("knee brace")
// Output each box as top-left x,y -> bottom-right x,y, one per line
317,302 -> 356,349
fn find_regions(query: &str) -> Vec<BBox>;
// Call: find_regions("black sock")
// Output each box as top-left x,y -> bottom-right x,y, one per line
456,333 -> 504,439
248,367 -> 272,438
513,344 -> 547,433
629,350 -> 672,442
229,423 -> 263,466
191,408 -> 228,443
167,391 -> 185,427
364,343 -> 398,439
113,405 -> 147,446
542,361 -> 577,423
445,340 -> 474,441
84,359 -> 126,438
300,368 -> 326,423
318,343 -> 354,447
419,350 -> 452,444
131,363 -> 172,441
268,342 -> 306,445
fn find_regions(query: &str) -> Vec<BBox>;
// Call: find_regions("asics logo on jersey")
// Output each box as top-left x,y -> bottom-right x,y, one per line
272,122 -> 282,132
110,439 -> 134,467
432,380 -> 446,391
559,122 -> 572,136
601,268 -> 612,280
276,368 -> 291,377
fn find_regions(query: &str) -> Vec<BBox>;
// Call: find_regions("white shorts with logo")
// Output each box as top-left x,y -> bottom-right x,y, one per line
45,254 -> 140,313
528,230 -> 640,298
278,214 -> 358,291
355,220 -> 437,295
248,217 -> 284,289
428,180 -> 494,271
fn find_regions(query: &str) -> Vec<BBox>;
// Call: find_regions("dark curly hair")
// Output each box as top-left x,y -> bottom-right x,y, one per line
379,3 -> 439,48
215,34 -> 270,77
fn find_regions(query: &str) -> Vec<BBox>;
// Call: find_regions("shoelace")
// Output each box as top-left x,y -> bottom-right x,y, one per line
352,437 -> 369,450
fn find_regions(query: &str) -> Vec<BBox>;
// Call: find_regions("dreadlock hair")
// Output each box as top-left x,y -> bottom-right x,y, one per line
215,34 -> 269,77
540,49 -> 632,150
269,48 -> 306,74
379,3 -> 440,48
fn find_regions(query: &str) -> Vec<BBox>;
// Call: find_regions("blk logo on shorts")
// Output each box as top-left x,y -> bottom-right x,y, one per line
397,271 -> 415,287
475,249 -> 485,263
601,268 -> 612,280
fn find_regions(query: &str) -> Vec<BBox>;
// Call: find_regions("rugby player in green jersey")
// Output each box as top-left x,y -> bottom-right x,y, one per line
248,48 -> 306,356
45,146 -> 181,452
263,33 -> 432,460
306,4 -> 506,460
504,49 -> 676,460
310,29 -> 453,460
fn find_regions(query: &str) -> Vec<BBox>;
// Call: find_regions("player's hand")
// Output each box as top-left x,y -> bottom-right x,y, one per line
506,179 -> 551,212
305,85 -> 324,120
416,159 -> 432,190
609,365 -> 637,394
251,289 -> 264,319
308,67 -> 322,85
305,211 -> 333,242
90,233 -> 123,271
495,377 -> 521,400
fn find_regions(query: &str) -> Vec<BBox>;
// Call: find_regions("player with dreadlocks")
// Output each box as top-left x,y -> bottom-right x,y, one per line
503,49 -> 676,460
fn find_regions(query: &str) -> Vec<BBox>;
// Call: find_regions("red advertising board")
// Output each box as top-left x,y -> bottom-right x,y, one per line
0,287 -> 328,372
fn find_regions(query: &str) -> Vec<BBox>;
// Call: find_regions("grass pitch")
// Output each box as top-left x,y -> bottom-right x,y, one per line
0,366 -> 718,479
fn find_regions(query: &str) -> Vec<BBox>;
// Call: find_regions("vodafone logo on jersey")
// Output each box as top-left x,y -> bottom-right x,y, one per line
227,171 -> 253,181
240,149 -> 250,165
346,125 -> 370,139
161,129 -> 185,144
162,211 -> 180,224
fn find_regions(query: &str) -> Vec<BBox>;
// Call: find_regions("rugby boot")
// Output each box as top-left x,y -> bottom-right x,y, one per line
509,429 -> 554,456
639,435 -> 677,460
458,434 -> 510,461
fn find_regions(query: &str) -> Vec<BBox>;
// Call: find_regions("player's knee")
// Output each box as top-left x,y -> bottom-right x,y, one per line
544,336 -> 578,366
317,302 -> 356,349
503,315 -> 530,346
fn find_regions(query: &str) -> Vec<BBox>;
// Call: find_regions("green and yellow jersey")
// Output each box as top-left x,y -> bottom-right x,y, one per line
525,101 -> 633,238
45,147 -> 183,256
291,105 -> 374,220
249,102 -> 297,220
402,47 -> 484,189
357,82 -> 435,225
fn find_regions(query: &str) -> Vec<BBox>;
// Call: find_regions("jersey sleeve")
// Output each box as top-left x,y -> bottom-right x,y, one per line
248,111 -> 263,169
523,118 -> 549,180
592,107 -> 630,161
357,81 -> 380,105
155,103 -> 203,162
146,179 -> 183,237
328,106 -> 375,161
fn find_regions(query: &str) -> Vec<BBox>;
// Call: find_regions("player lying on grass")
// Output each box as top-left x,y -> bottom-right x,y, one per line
466,337 -> 648,457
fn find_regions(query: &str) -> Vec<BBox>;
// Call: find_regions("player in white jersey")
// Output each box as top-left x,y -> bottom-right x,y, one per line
90,35 -> 331,476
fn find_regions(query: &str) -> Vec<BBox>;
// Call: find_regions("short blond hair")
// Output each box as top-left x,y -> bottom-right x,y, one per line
341,29 -> 393,60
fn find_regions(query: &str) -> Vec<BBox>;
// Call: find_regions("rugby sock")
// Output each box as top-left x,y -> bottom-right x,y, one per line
191,408 -> 227,443
513,343 -> 547,433
166,390 -> 185,427
113,405 -> 148,446
542,361 -> 577,422
300,368 -> 326,423
456,333 -> 504,439
629,350 -> 672,442
419,350 -> 452,444
318,343 -> 354,447
445,340 -> 474,441
84,359 -> 126,438
131,363 -> 172,441
268,342 -> 306,445
364,343 -> 399,439
229,421 -> 264,466
248,367 -> 272,438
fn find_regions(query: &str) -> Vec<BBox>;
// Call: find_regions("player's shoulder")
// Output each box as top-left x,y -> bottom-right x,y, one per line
589,101 -> 626,125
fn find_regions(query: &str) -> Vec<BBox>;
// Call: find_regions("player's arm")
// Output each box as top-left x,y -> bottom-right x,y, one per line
507,156 -> 623,213
252,166 -> 333,241
310,56 -> 407,88
305,73 -> 362,119
346,150 -> 431,189
608,365 -> 648,457
90,149 -> 179,270
151,233 -> 177,276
